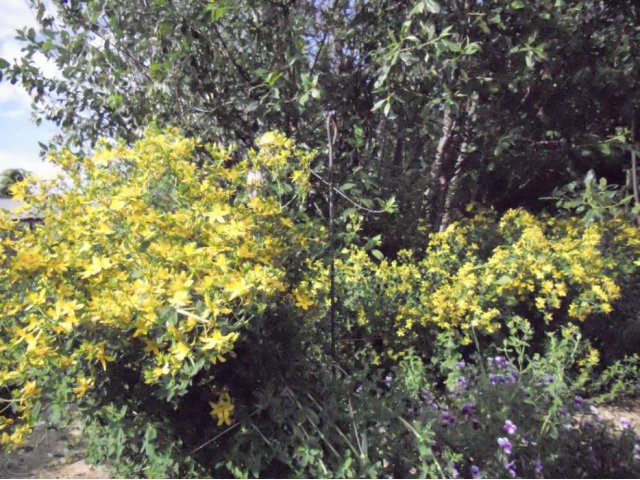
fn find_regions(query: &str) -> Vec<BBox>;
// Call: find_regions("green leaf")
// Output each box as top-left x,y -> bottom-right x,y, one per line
383,100 -> 391,116
599,142 -> 612,156
443,40 -> 462,53
264,71 -> 282,87
206,0 -> 231,22
424,0 -> 441,14
464,42 -> 482,55
371,249 -> 384,261
525,51 -> 535,69
0,58 -> 9,69
372,98 -> 386,112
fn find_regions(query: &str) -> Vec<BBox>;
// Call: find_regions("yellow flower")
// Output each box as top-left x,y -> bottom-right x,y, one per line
257,131 -> 278,147
171,342 -> 191,362
72,377 -> 94,398
199,330 -> 238,353
293,288 -> 314,310
225,276 -> 251,301
210,391 -> 234,426
21,381 -> 39,398
80,256 -> 113,278
167,272 -> 193,306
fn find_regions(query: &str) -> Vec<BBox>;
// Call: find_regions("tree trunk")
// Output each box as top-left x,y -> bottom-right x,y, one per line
440,93 -> 478,230
424,106 -> 463,230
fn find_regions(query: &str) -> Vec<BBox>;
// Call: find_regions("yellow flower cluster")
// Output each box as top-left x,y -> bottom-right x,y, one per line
0,129 -> 318,449
333,209 -> 638,353
210,390 -> 235,426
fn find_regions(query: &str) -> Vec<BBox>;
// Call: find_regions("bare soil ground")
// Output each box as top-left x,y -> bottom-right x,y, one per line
591,397 -> 640,434
0,420 -> 110,479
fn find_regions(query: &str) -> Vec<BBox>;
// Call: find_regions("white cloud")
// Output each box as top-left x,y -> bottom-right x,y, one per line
0,1 -> 61,124
0,106 -> 27,118
0,149 -> 61,178
0,1 -> 38,40
0,34 -> 26,63
0,81 -> 31,106
0,1 -> 61,77
0,3 -> 61,181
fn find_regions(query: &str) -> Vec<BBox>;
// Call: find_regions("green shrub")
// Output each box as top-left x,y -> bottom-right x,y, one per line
0,129 -> 638,477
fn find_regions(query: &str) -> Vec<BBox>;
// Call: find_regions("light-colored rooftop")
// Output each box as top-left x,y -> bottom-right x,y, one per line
0,197 -> 41,220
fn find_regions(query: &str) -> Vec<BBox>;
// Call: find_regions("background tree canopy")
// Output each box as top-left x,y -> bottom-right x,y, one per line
0,169 -> 29,197
3,0 -> 640,240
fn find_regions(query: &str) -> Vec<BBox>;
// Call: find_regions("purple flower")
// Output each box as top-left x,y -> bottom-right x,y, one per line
451,464 -> 459,479
620,417 -> 632,430
420,388 -> 436,408
544,374 -> 554,384
503,420 -> 517,435
559,407 -> 569,416
574,395 -> 584,408
489,374 -> 507,385
505,461 -> 517,478
472,419 -> 481,430
431,442 -> 441,457
457,376 -> 468,389
498,437 -> 513,456
533,460 -> 543,474
490,356 -> 509,369
634,443 -> 640,460
441,410 -> 455,426
461,403 -> 475,416
507,371 -> 519,384
456,360 -> 466,369
383,374 -> 392,388
470,465 -> 481,478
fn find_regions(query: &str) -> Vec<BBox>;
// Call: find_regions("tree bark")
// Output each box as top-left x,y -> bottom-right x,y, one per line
424,105 -> 463,230
441,93 -> 478,230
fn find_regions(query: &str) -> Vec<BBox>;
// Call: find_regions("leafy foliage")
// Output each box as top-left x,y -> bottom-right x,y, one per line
549,169 -> 640,224
0,169 -> 29,197
1,1 -> 640,476
0,129 -> 320,451
3,0 -> 640,236
324,209 -> 639,365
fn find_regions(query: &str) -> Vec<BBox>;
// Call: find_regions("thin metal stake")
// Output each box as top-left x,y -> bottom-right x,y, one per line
326,113 -> 338,370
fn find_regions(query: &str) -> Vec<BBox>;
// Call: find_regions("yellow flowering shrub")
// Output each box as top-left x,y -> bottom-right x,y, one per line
331,209 -> 639,356
0,128 -> 321,449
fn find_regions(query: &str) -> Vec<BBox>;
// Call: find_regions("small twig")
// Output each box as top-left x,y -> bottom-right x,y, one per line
249,421 -> 272,447
189,421 -> 240,454
327,113 -> 337,371
310,170 -> 389,214
631,116 -> 639,225
189,408 -> 263,455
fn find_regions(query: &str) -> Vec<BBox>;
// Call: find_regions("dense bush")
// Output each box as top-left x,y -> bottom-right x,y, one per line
0,129 -> 320,451
326,208 -> 640,364
0,130 -> 639,477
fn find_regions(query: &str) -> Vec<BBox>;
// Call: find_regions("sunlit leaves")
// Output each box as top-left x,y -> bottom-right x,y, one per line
0,129 -> 321,449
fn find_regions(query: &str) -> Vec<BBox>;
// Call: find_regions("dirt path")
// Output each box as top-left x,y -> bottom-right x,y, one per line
0,421 -> 110,479
593,397 -> 640,434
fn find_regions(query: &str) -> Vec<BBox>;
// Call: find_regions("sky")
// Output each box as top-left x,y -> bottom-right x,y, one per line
0,0 -> 61,178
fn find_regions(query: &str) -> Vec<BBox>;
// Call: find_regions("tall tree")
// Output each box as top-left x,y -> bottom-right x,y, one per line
3,0 -> 639,239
